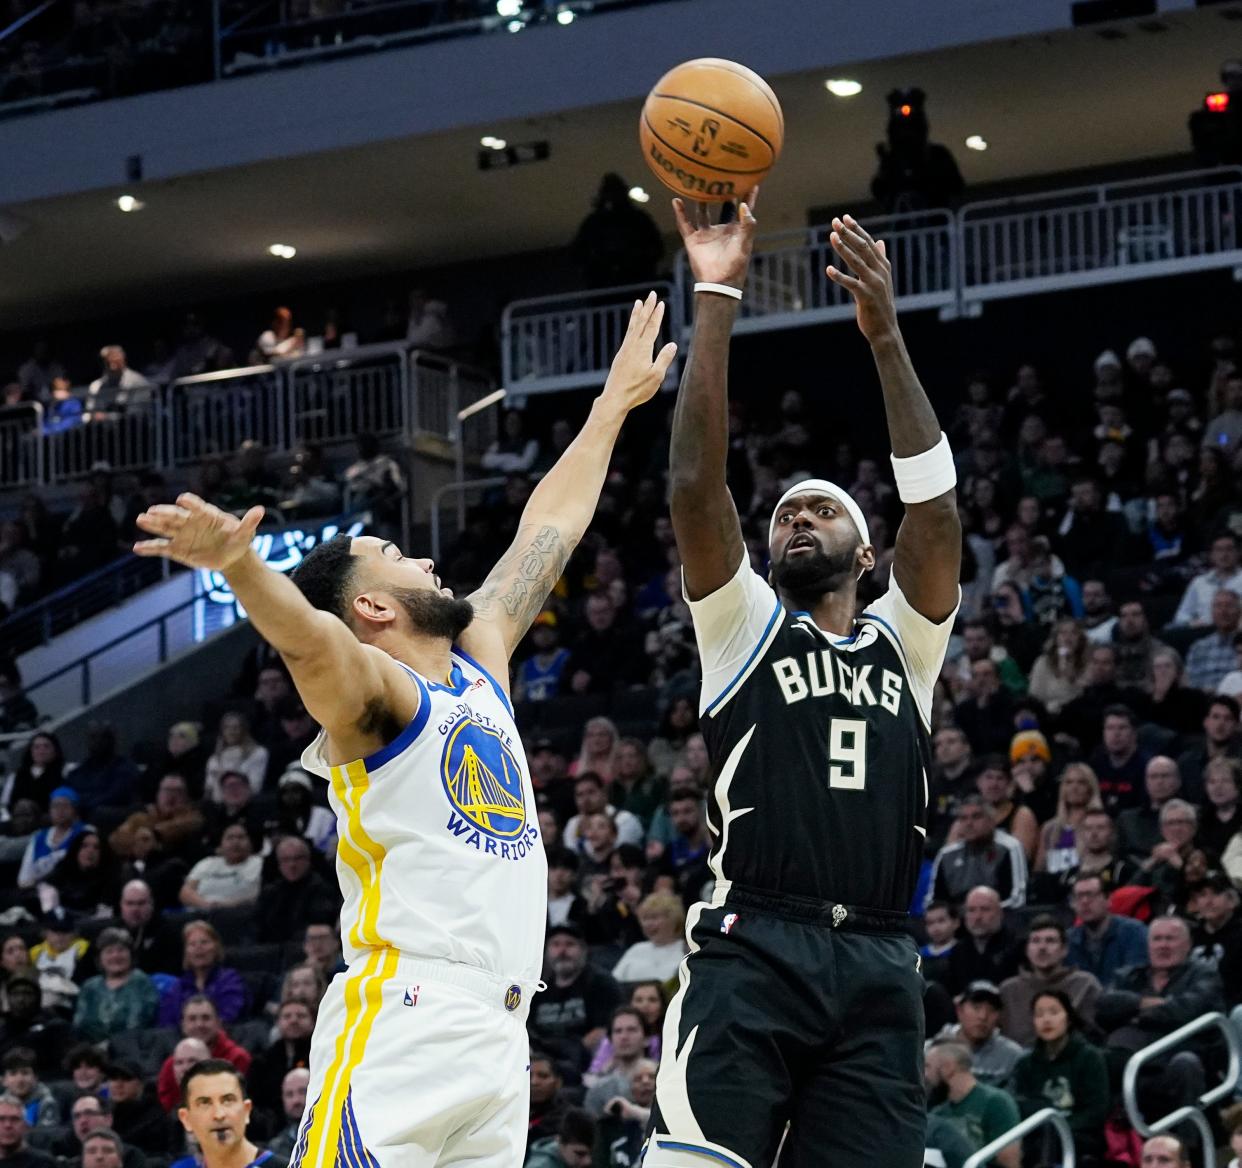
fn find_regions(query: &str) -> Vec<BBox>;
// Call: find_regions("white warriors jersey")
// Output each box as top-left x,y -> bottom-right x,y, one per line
300,647 -> 546,982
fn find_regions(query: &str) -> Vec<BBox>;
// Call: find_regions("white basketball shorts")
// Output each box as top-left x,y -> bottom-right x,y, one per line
287,949 -> 538,1168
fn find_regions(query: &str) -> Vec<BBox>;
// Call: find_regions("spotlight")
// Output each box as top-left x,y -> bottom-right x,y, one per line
628,186 -> 650,203
480,135 -> 507,149
116,195 -> 145,212
824,79 -> 862,97
556,7 -> 575,23
965,135 -> 988,151
495,0 -> 521,15
506,17 -> 524,31
267,243 -> 297,259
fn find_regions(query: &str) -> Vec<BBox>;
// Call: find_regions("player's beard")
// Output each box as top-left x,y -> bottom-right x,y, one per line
390,586 -> 475,641
770,541 -> 859,601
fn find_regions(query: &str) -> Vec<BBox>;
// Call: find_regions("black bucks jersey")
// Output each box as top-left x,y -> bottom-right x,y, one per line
688,558 -> 957,913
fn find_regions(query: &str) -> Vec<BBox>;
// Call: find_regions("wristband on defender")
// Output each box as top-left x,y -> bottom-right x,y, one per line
694,282 -> 743,301
890,432 -> 956,503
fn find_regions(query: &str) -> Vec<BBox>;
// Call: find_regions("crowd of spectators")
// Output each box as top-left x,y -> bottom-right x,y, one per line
4,318 -> 1242,1166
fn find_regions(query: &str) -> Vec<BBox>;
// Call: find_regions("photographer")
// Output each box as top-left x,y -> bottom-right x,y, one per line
871,88 -> 964,214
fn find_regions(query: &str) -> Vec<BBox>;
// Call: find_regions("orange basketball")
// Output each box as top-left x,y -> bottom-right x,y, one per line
639,58 -> 784,202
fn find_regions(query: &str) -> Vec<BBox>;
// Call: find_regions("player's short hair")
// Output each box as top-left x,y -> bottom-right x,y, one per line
181,992 -> 219,1020
1072,872 -> 1111,895
290,533 -> 358,624
1026,914 -> 1066,944
64,1044 -> 107,1073
558,1108 -> 594,1149
1210,694 -> 1241,720
611,844 -> 645,872
609,1006 -> 645,1033
1,1049 -> 35,1073
545,846 -> 579,873
81,1130 -> 124,1156
179,1058 -> 247,1109
529,1051 -> 560,1077
928,1040 -> 972,1071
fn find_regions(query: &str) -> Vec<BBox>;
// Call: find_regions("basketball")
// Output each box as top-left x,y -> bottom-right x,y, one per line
639,58 -> 784,202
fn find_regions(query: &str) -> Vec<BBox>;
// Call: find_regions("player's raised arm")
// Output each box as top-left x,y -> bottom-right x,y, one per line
668,194 -> 757,601
133,496 -> 410,753
827,214 -> 961,622
463,294 -> 676,673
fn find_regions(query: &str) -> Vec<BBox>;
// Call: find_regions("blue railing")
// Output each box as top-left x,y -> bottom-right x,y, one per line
0,553 -> 170,655
18,511 -> 369,717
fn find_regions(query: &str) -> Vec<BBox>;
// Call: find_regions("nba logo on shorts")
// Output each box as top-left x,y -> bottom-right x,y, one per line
721,913 -> 739,935
504,985 -> 522,1012
403,985 -> 420,1007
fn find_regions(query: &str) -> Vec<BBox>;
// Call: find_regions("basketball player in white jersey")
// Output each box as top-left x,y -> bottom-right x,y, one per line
133,294 -> 677,1168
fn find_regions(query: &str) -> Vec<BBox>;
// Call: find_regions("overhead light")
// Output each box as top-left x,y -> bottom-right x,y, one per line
824,78 -> 862,97
480,135 -> 507,150
116,195 -> 144,212
495,0 -> 521,14
506,18 -> 524,31
628,186 -> 650,204
556,7 -> 575,22
965,134 -> 988,151
267,243 -> 297,259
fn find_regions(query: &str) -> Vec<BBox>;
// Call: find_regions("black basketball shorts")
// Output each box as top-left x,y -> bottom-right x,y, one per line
643,888 -> 927,1168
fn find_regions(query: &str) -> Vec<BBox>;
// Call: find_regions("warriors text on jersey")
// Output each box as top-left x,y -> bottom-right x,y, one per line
300,648 -> 547,982
689,559 -> 957,913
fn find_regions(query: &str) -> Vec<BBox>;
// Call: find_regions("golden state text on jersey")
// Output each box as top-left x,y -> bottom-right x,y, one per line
301,648 -> 546,982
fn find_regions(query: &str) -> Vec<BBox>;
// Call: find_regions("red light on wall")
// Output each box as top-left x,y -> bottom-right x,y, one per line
1207,91 -> 1230,112
899,103 -> 913,117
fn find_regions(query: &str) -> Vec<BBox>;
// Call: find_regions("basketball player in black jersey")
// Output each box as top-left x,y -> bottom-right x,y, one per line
642,197 -> 962,1168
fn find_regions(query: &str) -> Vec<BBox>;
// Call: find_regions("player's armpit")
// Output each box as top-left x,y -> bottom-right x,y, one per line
280,612 -> 420,758
464,520 -> 577,672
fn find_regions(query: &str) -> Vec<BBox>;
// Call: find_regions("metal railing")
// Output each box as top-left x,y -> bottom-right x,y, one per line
960,166 -> 1242,303
410,351 -> 496,456
0,344 -> 490,489
499,168 -> 1242,393
1122,1010 -> 1241,1168
962,1106 -> 1074,1168
0,553 -> 167,655
287,344 -> 408,448
501,281 -> 679,396
0,402 -> 44,489
165,364 -> 283,468
676,210 -> 957,336
21,591 -> 205,710
429,476 -> 504,563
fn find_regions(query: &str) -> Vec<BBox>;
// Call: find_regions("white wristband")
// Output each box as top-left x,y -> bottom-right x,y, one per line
890,431 -> 956,504
694,282 -> 743,301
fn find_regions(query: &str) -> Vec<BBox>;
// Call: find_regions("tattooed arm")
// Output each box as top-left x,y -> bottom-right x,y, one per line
459,294 -> 676,688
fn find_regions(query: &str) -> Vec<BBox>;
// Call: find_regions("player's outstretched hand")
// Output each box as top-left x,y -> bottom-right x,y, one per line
673,187 -> 758,292
600,291 -> 678,413
134,493 -> 263,572
826,214 -> 898,345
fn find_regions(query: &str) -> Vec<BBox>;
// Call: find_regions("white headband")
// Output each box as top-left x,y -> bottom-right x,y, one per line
769,479 -> 871,548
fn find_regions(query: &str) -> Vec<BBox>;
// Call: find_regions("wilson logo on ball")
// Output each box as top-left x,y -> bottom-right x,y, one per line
647,142 -> 737,198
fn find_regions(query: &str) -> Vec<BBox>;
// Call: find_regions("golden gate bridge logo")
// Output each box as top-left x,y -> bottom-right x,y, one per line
441,720 -> 526,839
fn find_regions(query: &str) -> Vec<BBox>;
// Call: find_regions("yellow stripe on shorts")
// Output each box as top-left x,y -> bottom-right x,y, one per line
304,947 -> 398,1168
